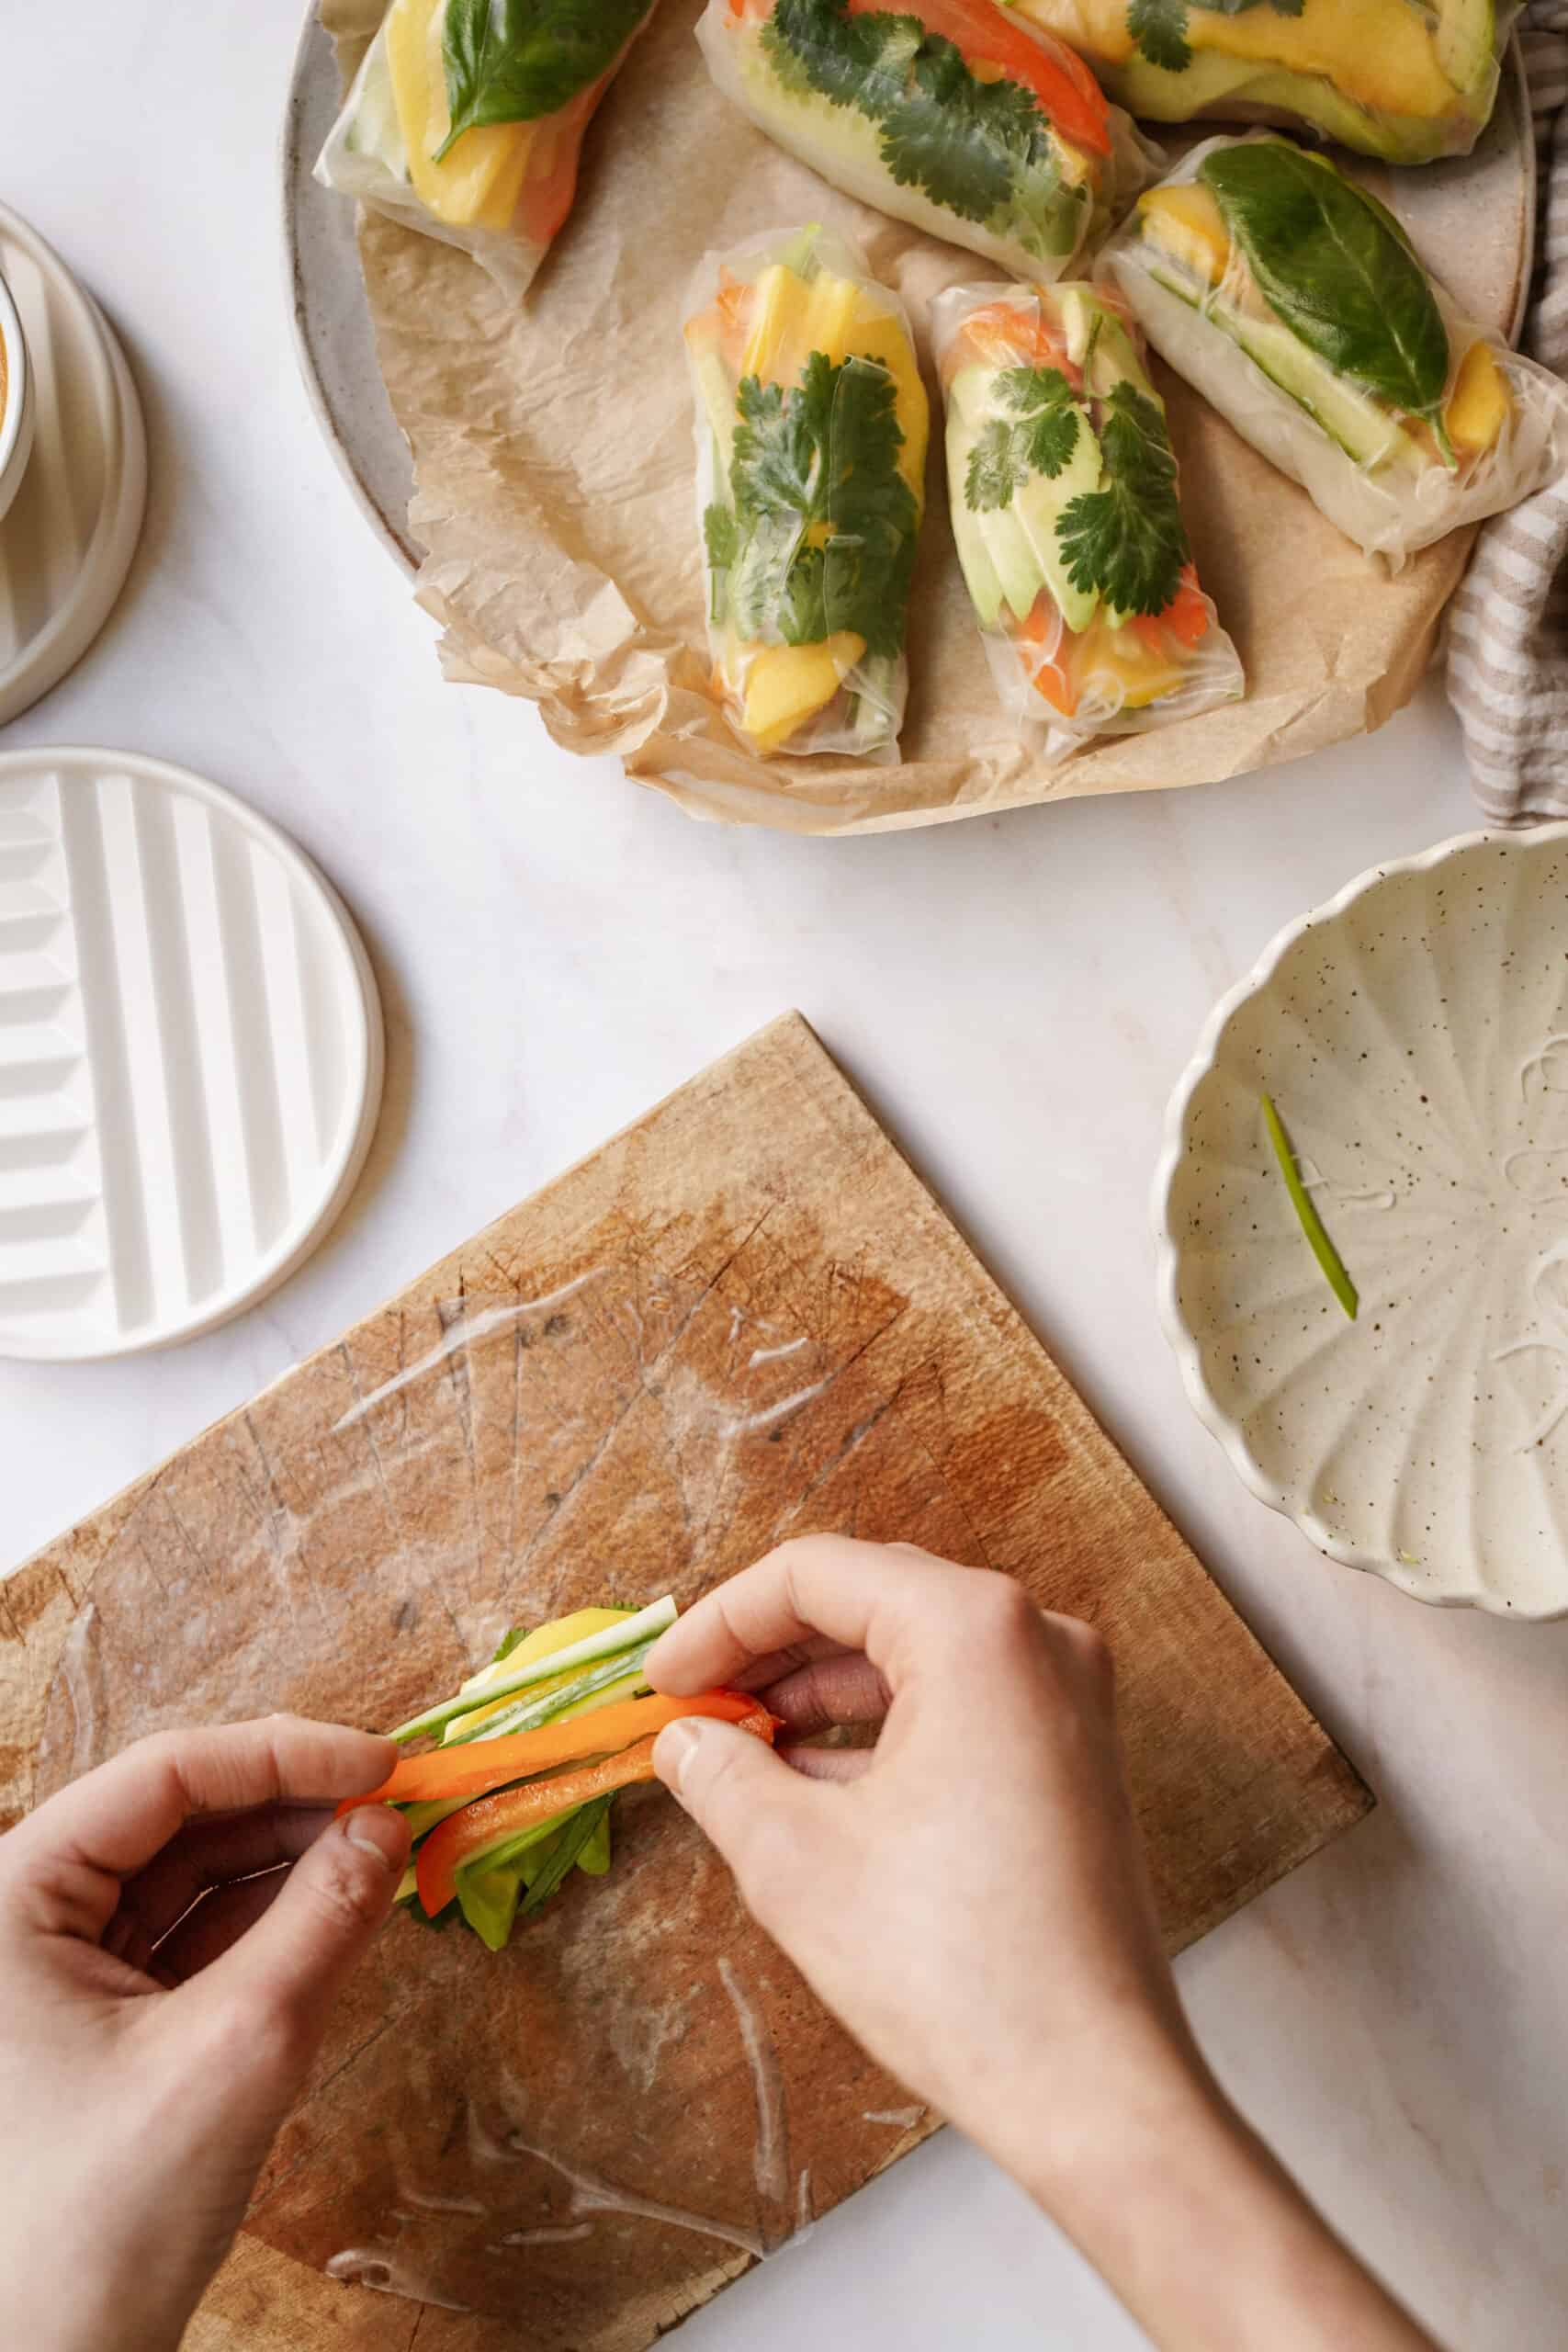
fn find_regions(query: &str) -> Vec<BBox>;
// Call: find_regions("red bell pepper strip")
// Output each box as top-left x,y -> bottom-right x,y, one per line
415,1703 -> 779,1917
846,0 -> 1111,157
341,1690 -> 771,1815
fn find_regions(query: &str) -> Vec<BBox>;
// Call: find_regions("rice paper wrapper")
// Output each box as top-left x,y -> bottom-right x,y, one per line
929,279 -> 1244,751
318,0 -> 1504,836
1101,134 -> 1568,571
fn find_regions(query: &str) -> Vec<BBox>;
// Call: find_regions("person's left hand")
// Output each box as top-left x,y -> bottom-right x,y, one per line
0,1714 -> 411,2352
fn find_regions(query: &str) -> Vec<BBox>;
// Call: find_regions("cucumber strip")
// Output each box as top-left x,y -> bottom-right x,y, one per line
1261,1094 -> 1359,1322
441,1645 -> 655,1746
391,1595 -> 677,1743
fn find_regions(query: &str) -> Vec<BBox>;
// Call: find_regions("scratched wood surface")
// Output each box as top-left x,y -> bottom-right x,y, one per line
0,1013 -> 1371,2347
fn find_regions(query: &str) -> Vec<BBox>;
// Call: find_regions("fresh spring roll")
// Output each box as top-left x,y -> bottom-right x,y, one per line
1001,0 -> 1518,164
315,0 -> 659,298
932,281 -> 1241,743
683,225 -> 928,762
1101,135 -> 1568,568
695,0 -> 1160,287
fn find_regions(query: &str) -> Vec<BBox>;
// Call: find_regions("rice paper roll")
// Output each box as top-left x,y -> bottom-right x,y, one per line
683,225 -> 928,762
1101,135 -> 1568,569
315,0 -> 658,298
696,0 -> 1160,287
1003,0 -> 1518,164
931,281 -> 1241,746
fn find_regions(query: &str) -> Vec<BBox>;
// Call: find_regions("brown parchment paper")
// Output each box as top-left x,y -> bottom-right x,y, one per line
320,0 -> 1480,834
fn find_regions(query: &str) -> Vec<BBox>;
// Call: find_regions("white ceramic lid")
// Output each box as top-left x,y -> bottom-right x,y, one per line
0,201 -> 147,726
0,748 -> 383,1359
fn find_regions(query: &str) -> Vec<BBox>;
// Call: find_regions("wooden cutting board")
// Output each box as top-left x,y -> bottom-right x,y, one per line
0,1013 -> 1370,2349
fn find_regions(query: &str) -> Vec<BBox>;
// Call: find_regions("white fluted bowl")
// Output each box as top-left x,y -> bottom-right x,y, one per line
1155,826 -> 1568,1620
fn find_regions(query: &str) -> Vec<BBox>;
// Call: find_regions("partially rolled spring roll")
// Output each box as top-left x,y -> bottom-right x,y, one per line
315,0 -> 658,298
931,281 -> 1242,746
1002,0 -> 1519,165
684,225 -> 928,763
1100,135 -> 1568,569
696,0 -> 1160,287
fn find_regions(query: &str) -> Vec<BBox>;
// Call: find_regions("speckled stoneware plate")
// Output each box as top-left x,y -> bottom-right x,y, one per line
280,12 -> 1533,574
1155,827 -> 1568,1621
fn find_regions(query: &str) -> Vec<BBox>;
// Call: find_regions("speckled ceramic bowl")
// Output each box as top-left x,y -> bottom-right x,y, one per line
1155,826 -> 1568,1620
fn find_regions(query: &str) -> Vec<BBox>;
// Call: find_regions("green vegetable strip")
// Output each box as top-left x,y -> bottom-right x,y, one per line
441,1641 -> 656,1745
390,1595 -> 676,1743
1261,1093 -> 1359,1321
518,1795 -> 615,1919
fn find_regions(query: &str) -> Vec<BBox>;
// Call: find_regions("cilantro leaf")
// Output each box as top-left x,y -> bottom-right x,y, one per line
999,367 -> 1081,479
965,421 -> 1027,514
726,348 -> 918,659
703,504 -> 739,570
1056,381 -> 1189,616
1128,0 -> 1191,72
1127,0 -> 1303,74
437,0 -> 653,159
763,0 -> 1062,240
964,368 -> 1082,514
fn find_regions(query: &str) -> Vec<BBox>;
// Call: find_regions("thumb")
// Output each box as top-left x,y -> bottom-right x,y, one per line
654,1717 -> 822,1912
190,1804 -> 410,2074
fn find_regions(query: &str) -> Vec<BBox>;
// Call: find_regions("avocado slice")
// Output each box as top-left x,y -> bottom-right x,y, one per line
946,360 -> 1101,634
1142,259 -> 1424,475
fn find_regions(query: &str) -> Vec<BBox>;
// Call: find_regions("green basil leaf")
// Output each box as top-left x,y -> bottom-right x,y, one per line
437,0 -> 652,159
1200,141 -> 1450,427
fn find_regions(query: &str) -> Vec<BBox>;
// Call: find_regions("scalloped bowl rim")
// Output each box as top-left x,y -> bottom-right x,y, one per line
1152,820 -> 1568,1623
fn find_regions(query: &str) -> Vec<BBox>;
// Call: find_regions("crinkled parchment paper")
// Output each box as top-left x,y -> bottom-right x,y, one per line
321,0 -> 1483,834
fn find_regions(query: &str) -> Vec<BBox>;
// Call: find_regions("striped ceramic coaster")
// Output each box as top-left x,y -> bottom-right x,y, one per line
0,748 -> 382,1358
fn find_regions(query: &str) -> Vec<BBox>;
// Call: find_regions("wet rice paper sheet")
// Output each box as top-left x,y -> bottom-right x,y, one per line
320,0 -> 1481,834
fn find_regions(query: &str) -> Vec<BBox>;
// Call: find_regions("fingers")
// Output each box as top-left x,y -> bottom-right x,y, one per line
648,1536 -> 968,1696
779,1742 -> 874,1784
104,1804 -> 334,1974
652,1716 -> 829,1914
183,1805 -> 410,2076
150,1869 -> 290,1984
727,1632 -> 852,1696
765,1651 -> 890,1735
6,1719 -> 396,1932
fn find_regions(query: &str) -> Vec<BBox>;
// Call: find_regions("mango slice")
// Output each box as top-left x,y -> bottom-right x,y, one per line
385,0 -> 533,231
740,261 -> 928,501
1445,339 -> 1513,457
741,632 -> 866,754
1138,185 -> 1232,286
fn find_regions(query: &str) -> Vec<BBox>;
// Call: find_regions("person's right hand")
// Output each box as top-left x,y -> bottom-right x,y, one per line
646,1536 -> 1199,2192
648,1538 -> 1441,2352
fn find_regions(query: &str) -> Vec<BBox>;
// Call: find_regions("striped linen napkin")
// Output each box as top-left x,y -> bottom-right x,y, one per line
1446,3 -> 1568,820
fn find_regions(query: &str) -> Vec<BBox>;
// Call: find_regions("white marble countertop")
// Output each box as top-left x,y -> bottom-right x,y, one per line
5,7 -> 1565,2346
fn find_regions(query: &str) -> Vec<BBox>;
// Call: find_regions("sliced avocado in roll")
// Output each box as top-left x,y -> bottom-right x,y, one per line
947,361 -> 1101,632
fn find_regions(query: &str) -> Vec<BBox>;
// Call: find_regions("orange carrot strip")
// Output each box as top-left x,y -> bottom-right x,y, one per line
341,1690 -> 768,1815
415,1704 -> 778,1916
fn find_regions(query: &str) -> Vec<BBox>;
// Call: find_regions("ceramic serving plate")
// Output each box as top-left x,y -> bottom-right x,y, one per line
281,14 -> 1534,577
1155,827 -> 1568,1621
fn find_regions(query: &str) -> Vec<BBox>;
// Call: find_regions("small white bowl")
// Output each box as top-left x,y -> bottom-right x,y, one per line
0,266 -> 36,525
1155,825 -> 1568,1621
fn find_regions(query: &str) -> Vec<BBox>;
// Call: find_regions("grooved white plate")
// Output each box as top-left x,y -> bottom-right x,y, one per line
0,204 -> 147,726
0,749 -> 383,1360
1154,827 -> 1568,1621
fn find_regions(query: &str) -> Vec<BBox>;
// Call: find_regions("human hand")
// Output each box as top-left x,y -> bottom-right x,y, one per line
0,1715 -> 410,2352
647,1536 -> 1196,2192
648,1539 -> 1439,2352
